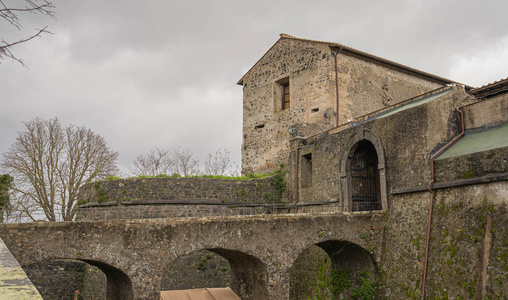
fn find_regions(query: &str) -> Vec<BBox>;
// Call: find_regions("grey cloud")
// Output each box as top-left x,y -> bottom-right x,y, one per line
1,0 -> 507,175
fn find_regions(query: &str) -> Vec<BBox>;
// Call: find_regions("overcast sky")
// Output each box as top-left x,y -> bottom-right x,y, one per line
1,0 -> 507,176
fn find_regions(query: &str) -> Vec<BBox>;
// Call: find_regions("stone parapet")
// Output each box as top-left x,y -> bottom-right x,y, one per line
78,177 -> 282,206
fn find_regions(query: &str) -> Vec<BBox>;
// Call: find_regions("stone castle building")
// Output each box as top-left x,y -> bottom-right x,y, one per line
1,34 -> 507,300
239,34 -> 471,175
73,34 -> 507,299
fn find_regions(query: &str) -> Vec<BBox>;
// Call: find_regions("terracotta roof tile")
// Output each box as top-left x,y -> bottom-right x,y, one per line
468,77 -> 508,98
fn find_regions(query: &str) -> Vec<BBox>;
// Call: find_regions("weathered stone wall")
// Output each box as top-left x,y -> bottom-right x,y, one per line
424,182 -> 508,299
161,250 -> 230,291
21,260 -> 107,300
282,85 -> 508,298
334,50 -> 444,123
81,265 -> 107,300
287,86 -> 472,205
289,245 -> 331,299
379,182 -> 508,299
435,147 -> 508,182
76,202 -> 346,221
462,92 -> 508,129
76,204 -> 284,221
23,260 -> 85,300
240,35 -> 445,174
78,177 -> 282,205
240,37 -> 335,175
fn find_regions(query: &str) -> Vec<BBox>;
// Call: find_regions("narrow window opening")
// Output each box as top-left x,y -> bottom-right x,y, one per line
349,141 -> 381,211
301,153 -> 312,187
311,108 -> 319,113
275,77 -> 290,112
255,124 -> 265,129
282,83 -> 290,110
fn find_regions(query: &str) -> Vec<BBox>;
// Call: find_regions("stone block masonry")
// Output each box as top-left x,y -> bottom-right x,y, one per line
76,176 -> 285,220
78,177 -> 282,205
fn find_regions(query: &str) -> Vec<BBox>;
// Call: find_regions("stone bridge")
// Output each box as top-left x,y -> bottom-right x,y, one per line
0,212 -> 384,300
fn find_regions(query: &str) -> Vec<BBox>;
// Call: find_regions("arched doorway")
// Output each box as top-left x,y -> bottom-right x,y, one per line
349,140 -> 381,211
340,127 -> 387,212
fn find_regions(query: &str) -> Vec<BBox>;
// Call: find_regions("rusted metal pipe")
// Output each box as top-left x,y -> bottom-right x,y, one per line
421,107 -> 464,299
294,146 -> 302,212
335,52 -> 340,126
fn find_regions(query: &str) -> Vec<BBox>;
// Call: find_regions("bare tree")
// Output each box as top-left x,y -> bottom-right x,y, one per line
1,0 -> 55,65
0,118 -> 119,221
203,148 -> 233,176
128,147 -> 174,176
173,147 -> 199,176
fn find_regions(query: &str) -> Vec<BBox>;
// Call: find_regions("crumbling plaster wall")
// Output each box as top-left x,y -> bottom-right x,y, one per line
241,37 -> 445,174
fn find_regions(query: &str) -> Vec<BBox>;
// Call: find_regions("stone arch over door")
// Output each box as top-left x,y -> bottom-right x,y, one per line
339,127 -> 387,212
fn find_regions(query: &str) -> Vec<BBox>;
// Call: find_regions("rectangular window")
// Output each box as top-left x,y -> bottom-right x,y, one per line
274,77 -> 290,112
301,153 -> 312,187
282,83 -> 290,110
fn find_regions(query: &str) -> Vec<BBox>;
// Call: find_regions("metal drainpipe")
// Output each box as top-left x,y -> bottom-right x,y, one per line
294,146 -> 302,212
335,49 -> 341,126
421,107 -> 465,299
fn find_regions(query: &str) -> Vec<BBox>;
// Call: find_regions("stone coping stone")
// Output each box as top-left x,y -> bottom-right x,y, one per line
0,237 -> 43,299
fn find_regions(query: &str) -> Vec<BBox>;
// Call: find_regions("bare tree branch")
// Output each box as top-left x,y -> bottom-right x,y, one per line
203,148 -> 233,176
129,147 -> 201,177
128,148 -> 175,176
173,147 -> 199,176
0,0 -> 55,65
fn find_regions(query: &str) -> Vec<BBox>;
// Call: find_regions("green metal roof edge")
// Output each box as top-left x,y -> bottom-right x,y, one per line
437,123 -> 508,160
366,88 -> 452,121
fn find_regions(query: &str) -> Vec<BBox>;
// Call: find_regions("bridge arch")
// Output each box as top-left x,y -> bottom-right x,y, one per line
22,258 -> 132,300
161,249 -> 231,290
290,240 -> 376,299
161,248 -> 268,300
81,259 -> 133,300
339,127 -> 387,212
209,248 -> 268,300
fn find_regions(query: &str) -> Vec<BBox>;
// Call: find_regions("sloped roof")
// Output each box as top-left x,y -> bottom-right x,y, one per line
436,123 -> 508,160
468,77 -> 508,98
367,88 -> 453,121
160,287 -> 241,300
237,34 -> 472,89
